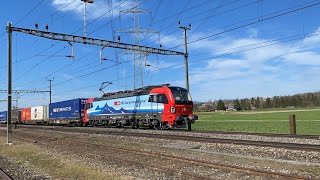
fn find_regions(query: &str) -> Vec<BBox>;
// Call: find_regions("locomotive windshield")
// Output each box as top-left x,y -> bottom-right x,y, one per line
169,87 -> 192,104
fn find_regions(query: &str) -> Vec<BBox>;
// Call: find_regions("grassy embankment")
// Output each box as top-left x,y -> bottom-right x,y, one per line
0,135 -> 123,180
193,109 -> 320,135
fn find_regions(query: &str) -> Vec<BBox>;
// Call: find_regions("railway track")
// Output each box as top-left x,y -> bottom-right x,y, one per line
0,168 -> 13,180
15,125 -> 320,152
16,131 -> 312,180
191,130 -> 320,140
2,123 -> 319,140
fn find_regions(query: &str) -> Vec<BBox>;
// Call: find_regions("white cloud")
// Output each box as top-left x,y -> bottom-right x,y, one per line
207,59 -> 248,69
51,0 -> 132,20
283,51 -> 320,65
180,27 -> 320,100
302,27 -> 320,47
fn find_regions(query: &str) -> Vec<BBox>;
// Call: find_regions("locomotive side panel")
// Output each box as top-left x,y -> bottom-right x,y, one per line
88,95 -> 164,117
87,94 -> 165,126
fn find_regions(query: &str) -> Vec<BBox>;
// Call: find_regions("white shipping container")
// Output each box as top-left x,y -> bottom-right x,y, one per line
31,106 -> 48,120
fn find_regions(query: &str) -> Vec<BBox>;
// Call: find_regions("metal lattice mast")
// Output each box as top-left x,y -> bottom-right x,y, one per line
116,0 -> 160,89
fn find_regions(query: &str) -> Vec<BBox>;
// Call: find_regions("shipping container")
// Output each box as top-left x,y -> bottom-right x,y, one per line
30,106 -> 48,121
21,108 -> 31,121
0,111 -> 7,123
49,98 -> 87,121
12,109 -> 21,123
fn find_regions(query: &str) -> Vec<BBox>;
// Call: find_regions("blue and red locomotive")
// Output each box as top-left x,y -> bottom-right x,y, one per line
84,84 -> 198,129
1,84 -> 198,130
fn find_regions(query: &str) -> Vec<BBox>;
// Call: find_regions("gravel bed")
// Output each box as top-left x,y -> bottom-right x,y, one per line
31,127 -> 320,164
28,130 -> 320,178
72,126 -> 320,145
0,155 -> 51,180
5,127 -> 320,179
17,130 -> 251,179
13,125 -> 320,145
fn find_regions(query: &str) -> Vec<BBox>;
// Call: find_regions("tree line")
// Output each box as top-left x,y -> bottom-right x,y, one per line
194,91 -> 320,111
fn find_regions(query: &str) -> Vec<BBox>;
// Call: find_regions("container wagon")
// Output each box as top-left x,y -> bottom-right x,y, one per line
0,111 -> 7,123
49,98 -> 87,124
21,107 -> 31,122
21,106 -> 48,124
12,109 -> 21,124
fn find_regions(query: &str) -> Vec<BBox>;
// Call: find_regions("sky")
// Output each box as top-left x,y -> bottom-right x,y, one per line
1,0 -> 320,110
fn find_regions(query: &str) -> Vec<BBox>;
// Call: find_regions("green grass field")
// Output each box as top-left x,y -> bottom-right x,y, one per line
193,109 -> 320,135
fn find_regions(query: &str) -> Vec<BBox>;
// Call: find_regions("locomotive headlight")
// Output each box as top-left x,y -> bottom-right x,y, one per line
170,106 -> 175,113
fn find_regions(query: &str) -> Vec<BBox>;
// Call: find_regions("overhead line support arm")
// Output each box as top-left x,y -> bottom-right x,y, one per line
7,26 -> 184,56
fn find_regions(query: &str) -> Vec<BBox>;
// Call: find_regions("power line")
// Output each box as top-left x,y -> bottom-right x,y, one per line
11,0 -> 152,90
140,0 -> 317,51
6,0 -> 133,86
36,0 -> 77,25
0,0 -> 48,39
5,0 -> 320,97
139,0 -> 257,46
48,28 -> 320,92
15,0 -> 47,25
13,46 -> 67,82
185,0 -> 320,46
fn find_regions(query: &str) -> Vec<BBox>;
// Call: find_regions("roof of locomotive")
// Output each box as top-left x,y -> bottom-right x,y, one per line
94,84 -> 170,101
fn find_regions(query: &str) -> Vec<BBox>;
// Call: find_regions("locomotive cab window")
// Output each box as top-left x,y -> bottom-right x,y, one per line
148,95 -> 157,102
170,87 -> 193,104
86,103 -> 93,109
148,94 -> 168,104
157,94 -> 168,104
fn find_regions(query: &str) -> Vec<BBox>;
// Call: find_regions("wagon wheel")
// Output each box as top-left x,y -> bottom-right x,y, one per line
132,120 -> 139,129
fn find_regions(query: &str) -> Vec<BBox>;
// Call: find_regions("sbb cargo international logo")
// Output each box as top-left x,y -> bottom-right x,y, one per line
114,101 -> 120,106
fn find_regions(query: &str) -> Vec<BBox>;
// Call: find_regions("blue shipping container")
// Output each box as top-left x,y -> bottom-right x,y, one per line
49,98 -> 87,120
0,111 -> 7,122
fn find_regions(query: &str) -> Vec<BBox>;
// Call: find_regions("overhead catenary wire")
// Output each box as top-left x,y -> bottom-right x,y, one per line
185,0 -> 320,47
140,0 -> 314,49
2,0 -> 246,72
29,0 -> 320,94
140,0 -> 244,42
49,30 -> 320,97
46,28 -> 320,91
11,0 -> 145,88
5,0 -> 320,102
0,0 -> 48,40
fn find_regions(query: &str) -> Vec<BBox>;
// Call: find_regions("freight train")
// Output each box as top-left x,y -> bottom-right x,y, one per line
0,98 -> 86,125
0,84 -> 198,130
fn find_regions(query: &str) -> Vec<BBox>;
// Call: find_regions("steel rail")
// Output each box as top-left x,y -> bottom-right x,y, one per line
8,125 -> 320,152
14,133 -> 211,180
191,130 -> 320,140
14,131 -> 312,180
0,168 -> 13,180
81,141 -> 310,180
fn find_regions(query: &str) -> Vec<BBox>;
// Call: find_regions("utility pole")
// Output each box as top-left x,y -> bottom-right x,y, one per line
7,21 -> 12,144
81,0 -> 94,37
179,22 -> 191,92
179,21 -> 192,131
47,77 -> 54,104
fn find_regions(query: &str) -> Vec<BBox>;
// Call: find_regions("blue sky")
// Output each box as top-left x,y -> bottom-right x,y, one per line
1,0 -> 320,110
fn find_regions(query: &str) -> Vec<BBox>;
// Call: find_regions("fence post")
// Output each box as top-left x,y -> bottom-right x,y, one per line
289,114 -> 296,135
